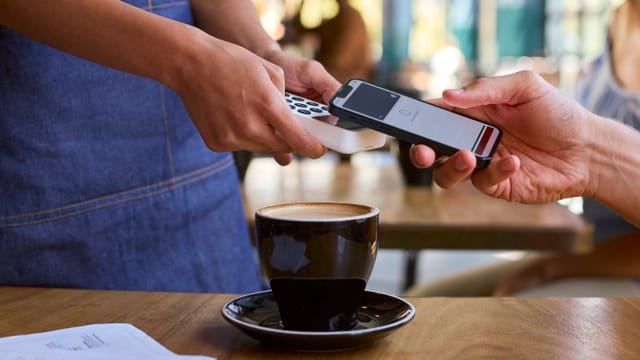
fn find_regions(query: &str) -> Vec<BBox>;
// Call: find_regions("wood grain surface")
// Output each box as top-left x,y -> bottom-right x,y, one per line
2,287 -> 638,359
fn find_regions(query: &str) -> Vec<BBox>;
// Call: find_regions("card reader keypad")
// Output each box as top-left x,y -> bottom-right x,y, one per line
286,92 -> 331,118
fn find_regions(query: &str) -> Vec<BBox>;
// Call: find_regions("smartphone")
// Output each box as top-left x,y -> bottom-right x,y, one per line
286,92 -> 386,154
329,79 -> 502,168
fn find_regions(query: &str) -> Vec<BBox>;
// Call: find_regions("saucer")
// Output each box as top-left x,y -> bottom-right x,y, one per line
221,289 -> 415,351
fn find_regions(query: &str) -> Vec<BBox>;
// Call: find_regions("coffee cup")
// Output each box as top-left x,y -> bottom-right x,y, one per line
255,202 -> 379,332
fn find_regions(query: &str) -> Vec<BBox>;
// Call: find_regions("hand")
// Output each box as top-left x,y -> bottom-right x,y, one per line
171,35 -> 338,165
264,49 -> 341,105
411,70 -> 593,204
262,49 -> 341,164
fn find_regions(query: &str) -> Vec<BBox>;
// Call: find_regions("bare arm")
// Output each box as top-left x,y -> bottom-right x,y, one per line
586,116 -> 640,226
0,0 -> 329,161
190,0 -> 280,59
190,0 -> 340,101
410,71 -> 640,226
0,0 -> 196,89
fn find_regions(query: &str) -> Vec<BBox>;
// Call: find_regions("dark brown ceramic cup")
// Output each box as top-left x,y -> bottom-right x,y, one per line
255,202 -> 379,332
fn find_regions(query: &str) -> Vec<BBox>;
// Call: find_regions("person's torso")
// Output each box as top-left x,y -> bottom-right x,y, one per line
0,1 -> 262,292
0,0 -> 224,225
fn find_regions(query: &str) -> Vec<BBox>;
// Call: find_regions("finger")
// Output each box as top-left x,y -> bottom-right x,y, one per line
267,95 -> 326,158
426,97 -> 490,125
260,64 -> 327,156
424,97 -> 449,108
470,154 -> 520,195
197,120 -> 290,154
264,60 -> 286,94
229,119 -> 293,154
286,59 -> 341,103
272,152 -> 293,166
432,150 -> 476,189
319,78 -> 342,104
442,70 -> 550,109
409,144 -> 437,168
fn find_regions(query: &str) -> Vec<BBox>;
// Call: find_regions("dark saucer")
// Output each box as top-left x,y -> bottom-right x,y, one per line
221,289 -> 415,352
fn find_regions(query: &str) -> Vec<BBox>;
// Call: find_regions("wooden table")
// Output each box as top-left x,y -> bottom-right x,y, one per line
241,152 -> 593,288
2,287 -> 639,359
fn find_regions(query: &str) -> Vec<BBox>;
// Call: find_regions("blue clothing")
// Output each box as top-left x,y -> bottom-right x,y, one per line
0,0 -> 262,293
575,36 -> 639,242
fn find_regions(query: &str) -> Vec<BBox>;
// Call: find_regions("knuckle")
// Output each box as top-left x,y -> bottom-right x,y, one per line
473,77 -> 491,88
297,135 -> 324,157
262,95 -> 283,115
236,121 -> 261,139
204,134 -> 235,152
304,59 -> 324,73
516,70 -> 541,83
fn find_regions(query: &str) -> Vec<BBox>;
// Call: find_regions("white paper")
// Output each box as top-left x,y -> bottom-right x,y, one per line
0,323 -> 215,360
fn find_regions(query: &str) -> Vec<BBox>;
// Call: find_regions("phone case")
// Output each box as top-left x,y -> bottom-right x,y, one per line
286,92 -> 386,154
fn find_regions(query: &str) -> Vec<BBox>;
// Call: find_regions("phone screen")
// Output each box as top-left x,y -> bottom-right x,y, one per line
340,81 -> 499,157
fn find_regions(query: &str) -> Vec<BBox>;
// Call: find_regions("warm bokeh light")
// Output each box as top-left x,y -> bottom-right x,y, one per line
254,0 -> 285,40
252,0 -> 617,94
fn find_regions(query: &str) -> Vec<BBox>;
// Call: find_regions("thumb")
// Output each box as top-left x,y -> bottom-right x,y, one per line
443,70 -> 550,109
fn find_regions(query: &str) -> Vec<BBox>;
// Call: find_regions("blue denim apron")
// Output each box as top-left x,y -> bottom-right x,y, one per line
0,0 -> 262,293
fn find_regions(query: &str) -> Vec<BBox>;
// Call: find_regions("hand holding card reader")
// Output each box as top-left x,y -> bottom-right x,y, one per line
328,79 -> 502,168
286,92 -> 386,154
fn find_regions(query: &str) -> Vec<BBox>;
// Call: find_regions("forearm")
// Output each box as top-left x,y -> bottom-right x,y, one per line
190,0 -> 281,59
0,0 -> 206,90
586,115 -> 640,226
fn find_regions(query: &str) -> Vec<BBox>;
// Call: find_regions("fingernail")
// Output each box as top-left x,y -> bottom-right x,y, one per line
448,88 -> 465,94
500,158 -> 514,172
455,156 -> 469,171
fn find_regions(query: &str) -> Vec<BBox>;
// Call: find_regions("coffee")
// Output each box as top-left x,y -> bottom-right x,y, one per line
257,202 -> 374,221
255,202 -> 379,332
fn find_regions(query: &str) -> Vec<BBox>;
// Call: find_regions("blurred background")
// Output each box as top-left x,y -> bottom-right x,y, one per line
246,0 -> 625,296
253,0 -> 618,98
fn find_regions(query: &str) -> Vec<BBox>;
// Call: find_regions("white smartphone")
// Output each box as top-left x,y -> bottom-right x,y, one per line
286,92 -> 386,154
329,79 -> 502,168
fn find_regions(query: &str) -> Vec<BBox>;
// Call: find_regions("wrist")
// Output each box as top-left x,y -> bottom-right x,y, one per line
584,114 -> 631,200
583,113 -> 608,200
258,45 -> 287,69
254,42 -> 282,61
156,25 -> 216,93
584,114 -> 640,225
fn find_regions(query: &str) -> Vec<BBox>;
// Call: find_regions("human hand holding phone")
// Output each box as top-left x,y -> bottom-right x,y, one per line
411,71 -> 598,207
329,78 -> 502,168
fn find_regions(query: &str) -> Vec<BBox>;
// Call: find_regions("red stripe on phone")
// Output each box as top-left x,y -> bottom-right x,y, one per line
475,127 -> 494,155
